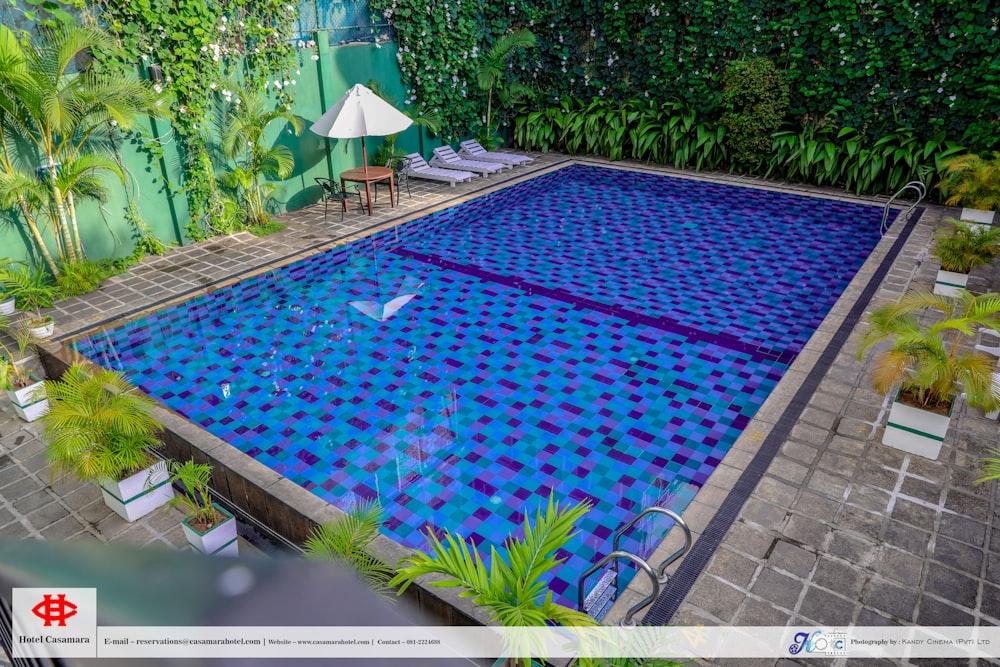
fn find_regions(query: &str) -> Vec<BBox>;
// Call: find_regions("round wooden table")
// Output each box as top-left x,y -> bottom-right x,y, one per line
340,166 -> 394,216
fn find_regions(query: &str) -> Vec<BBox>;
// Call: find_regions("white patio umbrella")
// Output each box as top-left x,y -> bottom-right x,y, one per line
309,83 -> 413,175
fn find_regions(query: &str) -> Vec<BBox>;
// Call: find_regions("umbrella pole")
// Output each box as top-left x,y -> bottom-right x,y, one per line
362,136 -> 368,175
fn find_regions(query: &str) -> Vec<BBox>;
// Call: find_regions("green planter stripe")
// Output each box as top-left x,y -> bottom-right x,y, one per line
206,536 -> 238,556
101,477 -> 170,504
886,421 -> 946,442
935,279 -> 968,288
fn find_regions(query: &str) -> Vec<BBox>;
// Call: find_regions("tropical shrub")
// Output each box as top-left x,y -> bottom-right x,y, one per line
931,220 -> 1000,274
42,365 -> 164,483
391,494 -> 595,628
215,82 -> 304,229
857,290 -> 1000,414
476,28 -> 536,148
719,59 -> 789,167
303,501 -> 395,597
366,80 -> 441,167
937,152 -> 1000,212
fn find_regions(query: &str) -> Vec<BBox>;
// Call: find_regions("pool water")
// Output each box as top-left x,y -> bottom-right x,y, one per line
75,165 -> 887,608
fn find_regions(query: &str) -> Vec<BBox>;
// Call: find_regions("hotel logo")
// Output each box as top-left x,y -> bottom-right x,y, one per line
32,593 -> 78,627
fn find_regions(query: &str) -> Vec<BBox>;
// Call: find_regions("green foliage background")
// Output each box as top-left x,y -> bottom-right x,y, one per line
374,0 -> 1000,151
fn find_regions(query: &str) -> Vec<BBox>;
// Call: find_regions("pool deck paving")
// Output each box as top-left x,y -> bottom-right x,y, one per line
2,152 -> 999,667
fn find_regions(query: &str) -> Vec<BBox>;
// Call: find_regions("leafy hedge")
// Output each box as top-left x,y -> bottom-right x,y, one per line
513,97 -> 966,196
376,0 -> 1000,153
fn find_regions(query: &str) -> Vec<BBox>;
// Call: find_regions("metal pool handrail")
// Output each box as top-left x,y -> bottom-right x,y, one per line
578,506 -> 693,626
612,506 -> 693,583
880,181 -> 926,236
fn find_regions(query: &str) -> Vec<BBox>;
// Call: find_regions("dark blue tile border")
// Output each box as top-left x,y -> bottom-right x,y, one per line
394,247 -> 796,366
642,207 -> 925,626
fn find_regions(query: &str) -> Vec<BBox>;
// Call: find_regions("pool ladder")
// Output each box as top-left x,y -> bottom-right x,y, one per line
577,507 -> 692,627
880,181 -> 926,236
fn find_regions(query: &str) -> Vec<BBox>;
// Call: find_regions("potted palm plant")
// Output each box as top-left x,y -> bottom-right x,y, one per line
936,152 -> 1000,216
0,315 -> 47,421
0,264 -> 57,338
42,364 -> 173,521
168,460 -> 238,557
858,289 -> 1000,460
931,219 -> 1000,296
0,259 -> 15,315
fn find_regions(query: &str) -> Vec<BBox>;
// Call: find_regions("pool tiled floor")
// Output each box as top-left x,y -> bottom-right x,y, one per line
2,152 -> 999,666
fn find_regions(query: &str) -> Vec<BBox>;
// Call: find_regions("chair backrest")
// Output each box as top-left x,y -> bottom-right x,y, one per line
459,140 -> 487,157
432,146 -> 461,163
314,177 -> 343,197
405,153 -> 431,170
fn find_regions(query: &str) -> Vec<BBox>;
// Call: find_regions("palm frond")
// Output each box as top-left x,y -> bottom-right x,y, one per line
976,447 -> 1000,484
303,501 -> 396,597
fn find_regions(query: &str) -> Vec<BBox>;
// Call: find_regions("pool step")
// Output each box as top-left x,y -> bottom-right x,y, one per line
582,569 -> 617,621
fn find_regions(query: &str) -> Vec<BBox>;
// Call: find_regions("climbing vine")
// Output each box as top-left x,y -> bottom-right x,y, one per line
376,0 -> 1000,151
91,0 -> 299,239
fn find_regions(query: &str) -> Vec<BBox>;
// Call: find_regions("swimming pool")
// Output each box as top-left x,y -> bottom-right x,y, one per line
75,164 -> 888,610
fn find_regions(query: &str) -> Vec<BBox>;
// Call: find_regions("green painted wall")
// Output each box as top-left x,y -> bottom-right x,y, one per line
0,37 -> 438,268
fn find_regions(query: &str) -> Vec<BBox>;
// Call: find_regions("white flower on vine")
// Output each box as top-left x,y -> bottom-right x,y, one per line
210,83 -> 217,89
153,84 -> 162,93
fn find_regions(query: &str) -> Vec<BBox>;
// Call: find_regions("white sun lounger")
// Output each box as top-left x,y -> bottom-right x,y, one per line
430,146 -> 510,177
458,140 -> 534,167
403,153 -> 475,187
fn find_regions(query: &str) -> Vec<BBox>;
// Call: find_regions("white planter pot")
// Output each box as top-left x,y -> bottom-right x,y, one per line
0,297 -> 14,315
28,319 -> 54,339
7,376 -> 45,408
181,504 -> 238,556
934,269 -> 970,297
882,397 -> 952,460
100,459 -> 174,522
961,208 -> 995,227
13,398 -> 49,422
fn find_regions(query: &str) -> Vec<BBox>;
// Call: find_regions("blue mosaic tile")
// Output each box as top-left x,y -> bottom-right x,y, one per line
74,165 -> 889,609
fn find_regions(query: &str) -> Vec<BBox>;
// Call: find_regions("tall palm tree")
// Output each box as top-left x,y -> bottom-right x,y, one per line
0,23 -> 166,275
216,82 -> 303,228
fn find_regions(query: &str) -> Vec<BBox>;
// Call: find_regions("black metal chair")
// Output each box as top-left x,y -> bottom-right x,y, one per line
375,156 -> 411,204
315,177 -> 365,220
